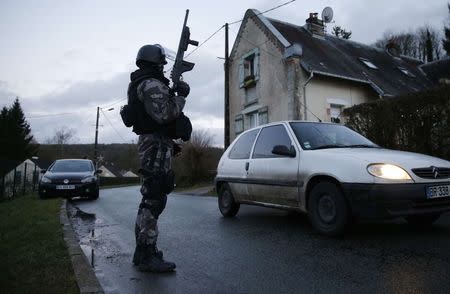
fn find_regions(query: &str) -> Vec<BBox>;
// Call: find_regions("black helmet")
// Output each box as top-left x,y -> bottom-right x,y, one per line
136,44 -> 167,66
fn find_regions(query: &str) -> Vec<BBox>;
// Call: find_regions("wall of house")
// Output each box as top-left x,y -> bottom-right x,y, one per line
1,159 -> 43,198
98,166 -> 116,178
229,17 -> 291,142
301,74 -> 378,122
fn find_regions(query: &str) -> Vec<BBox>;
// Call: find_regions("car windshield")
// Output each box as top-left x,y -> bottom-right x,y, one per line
289,122 -> 378,150
50,160 -> 93,172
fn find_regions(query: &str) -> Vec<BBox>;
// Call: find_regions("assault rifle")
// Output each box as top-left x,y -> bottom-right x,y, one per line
171,9 -> 198,89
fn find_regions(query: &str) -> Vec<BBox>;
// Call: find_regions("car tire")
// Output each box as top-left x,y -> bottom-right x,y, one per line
307,182 -> 350,236
90,189 -> 99,200
218,183 -> 240,217
405,213 -> 440,227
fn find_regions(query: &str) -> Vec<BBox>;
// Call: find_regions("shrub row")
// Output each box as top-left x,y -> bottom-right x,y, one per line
343,85 -> 450,160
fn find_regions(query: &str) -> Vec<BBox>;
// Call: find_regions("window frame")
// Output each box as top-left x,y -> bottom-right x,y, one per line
358,57 -> 378,70
228,129 -> 260,160
251,124 -> 294,159
239,48 -> 260,88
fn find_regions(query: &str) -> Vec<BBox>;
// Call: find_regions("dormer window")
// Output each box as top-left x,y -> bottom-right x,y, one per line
359,58 -> 378,70
398,66 -> 415,78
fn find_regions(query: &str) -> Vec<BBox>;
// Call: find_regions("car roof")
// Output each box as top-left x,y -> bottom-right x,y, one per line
239,120 -> 340,134
54,159 -> 93,162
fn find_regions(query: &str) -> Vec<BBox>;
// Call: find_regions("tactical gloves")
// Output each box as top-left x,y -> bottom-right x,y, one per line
174,81 -> 190,97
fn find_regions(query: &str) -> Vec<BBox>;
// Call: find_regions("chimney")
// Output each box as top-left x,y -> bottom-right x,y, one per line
305,12 -> 325,37
385,39 -> 401,57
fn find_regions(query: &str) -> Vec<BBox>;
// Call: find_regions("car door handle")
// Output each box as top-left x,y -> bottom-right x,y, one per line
245,162 -> 250,171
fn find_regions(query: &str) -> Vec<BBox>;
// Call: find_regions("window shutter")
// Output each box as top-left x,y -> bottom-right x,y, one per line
238,59 -> 244,88
254,48 -> 260,81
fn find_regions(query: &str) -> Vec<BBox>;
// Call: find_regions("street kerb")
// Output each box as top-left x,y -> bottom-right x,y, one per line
60,199 -> 104,294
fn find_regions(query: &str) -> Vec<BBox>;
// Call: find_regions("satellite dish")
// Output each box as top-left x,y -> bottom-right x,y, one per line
321,7 -> 334,23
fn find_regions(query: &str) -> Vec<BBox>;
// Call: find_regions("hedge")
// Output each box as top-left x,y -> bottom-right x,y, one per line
343,85 -> 450,161
99,176 -> 141,187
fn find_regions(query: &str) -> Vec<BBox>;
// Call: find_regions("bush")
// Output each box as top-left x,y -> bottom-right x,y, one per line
99,176 -> 140,187
343,85 -> 450,160
172,130 -> 223,187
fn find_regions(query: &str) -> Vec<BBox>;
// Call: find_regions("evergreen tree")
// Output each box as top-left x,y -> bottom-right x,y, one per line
0,98 -> 37,160
332,25 -> 352,39
443,4 -> 450,55
426,29 -> 434,62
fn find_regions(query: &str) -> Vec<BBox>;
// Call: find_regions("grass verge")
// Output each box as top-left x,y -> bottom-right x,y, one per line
0,194 -> 78,294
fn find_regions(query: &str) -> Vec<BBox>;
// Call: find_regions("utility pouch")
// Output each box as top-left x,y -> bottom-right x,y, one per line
120,104 -> 137,127
163,170 -> 175,194
174,113 -> 192,142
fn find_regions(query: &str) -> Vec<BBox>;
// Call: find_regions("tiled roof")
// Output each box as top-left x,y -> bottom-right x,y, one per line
419,57 -> 450,84
268,18 -> 435,97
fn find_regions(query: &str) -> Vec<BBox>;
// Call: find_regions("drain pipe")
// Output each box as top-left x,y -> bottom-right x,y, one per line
302,71 -> 314,120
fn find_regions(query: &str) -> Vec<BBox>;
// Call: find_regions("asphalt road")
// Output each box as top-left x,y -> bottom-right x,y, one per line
68,186 -> 450,294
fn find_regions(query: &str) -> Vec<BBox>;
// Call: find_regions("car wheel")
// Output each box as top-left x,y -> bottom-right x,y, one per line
218,184 -> 240,217
307,182 -> 350,236
405,213 -> 440,227
90,189 -> 99,200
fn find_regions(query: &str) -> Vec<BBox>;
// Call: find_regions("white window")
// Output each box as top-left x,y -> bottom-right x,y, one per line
359,58 -> 378,70
330,104 -> 342,123
235,118 -> 244,134
398,67 -> 415,78
248,112 -> 258,129
239,48 -> 260,88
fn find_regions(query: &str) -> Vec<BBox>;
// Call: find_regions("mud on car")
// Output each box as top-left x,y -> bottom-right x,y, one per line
215,121 -> 450,236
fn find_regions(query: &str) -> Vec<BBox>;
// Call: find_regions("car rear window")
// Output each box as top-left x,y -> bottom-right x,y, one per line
50,160 -> 93,172
252,125 -> 292,158
228,129 -> 259,159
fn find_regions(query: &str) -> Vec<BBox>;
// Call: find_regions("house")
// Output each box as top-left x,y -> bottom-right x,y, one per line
122,170 -> 139,178
228,9 -> 437,141
0,157 -> 52,198
98,163 -> 123,178
419,57 -> 450,85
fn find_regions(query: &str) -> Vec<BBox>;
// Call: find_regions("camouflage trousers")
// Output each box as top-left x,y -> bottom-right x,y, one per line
135,134 -> 173,246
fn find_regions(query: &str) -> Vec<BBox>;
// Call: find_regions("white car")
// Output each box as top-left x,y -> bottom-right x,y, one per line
215,121 -> 450,236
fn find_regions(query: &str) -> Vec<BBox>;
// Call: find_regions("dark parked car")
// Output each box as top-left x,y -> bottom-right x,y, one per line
39,159 -> 101,200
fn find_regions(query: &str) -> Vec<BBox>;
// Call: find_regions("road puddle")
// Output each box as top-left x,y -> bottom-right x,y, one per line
68,203 -> 99,268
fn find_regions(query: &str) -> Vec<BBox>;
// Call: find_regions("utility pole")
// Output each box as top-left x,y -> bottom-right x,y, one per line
94,106 -> 100,168
224,22 -> 230,149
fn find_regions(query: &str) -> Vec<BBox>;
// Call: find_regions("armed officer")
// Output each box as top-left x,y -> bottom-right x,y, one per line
122,44 -> 190,273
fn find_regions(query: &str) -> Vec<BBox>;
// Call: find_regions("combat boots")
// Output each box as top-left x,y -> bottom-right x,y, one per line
136,245 -> 176,273
132,244 -> 163,265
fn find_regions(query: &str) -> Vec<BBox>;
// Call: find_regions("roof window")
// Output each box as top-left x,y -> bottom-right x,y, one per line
359,58 -> 378,70
398,67 -> 416,78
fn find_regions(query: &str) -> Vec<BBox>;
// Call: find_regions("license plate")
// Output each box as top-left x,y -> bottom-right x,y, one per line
56,185 -> 75,190
426,185 -> 450,199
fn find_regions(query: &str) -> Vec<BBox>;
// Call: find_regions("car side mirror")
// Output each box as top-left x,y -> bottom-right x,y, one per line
40,169 -> 46,174
96,169 -> 103,174
272,145 -> 296,157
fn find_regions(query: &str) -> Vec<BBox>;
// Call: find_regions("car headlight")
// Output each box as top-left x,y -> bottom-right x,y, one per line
367,164 -> 412,180
81,176 -> 97,183
40,176 -> 51,183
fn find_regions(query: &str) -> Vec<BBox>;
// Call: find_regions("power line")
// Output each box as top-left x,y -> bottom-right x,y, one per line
229,0 -> 297,25
27,112 -> 80,119
185,25 -> 225,58
228,27 -> 280,58
100,108 -> 128,143
101,97 -> 127,108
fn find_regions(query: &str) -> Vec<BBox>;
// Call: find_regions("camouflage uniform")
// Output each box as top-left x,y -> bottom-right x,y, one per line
135,78 -> 185,247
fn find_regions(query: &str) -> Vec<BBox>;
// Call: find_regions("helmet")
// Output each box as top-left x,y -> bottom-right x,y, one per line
136,44 -> 167,66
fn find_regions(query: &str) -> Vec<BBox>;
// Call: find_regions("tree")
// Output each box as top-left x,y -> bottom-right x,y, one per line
46,127 -> 76,158
374,25 -> 442,62
332,25 -> 352,39
0,98 -> 37,161
443,4 -> 450,55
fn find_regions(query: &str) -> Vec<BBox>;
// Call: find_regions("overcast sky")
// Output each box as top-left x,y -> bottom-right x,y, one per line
0,0 -> 448,146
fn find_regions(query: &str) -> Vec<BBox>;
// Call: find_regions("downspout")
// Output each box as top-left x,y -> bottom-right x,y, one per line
302,71 -> 314,120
